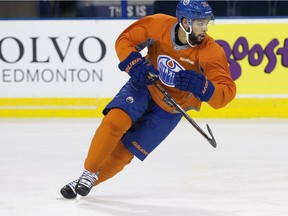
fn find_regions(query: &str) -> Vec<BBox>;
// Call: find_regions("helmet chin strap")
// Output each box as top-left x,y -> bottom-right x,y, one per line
179,22 -> 196,47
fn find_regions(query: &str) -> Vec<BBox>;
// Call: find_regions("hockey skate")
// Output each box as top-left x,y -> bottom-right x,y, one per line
75,169 -> 98,197
60,178 -> 79,199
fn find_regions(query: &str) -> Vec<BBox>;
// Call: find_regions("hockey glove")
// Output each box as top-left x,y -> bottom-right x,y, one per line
174,70 -> 215,102
118,52 -> 159,85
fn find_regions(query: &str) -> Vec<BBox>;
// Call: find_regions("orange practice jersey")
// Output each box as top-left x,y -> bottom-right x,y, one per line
115,14 -> 236,113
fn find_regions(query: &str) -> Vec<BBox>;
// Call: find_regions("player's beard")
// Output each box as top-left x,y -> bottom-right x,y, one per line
188,33 -> 205,46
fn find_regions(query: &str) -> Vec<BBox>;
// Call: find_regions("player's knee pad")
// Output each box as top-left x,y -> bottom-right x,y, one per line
102,108 -> 132,136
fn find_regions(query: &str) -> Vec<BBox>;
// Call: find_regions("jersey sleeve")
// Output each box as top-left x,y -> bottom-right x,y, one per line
201,41 -> 236,109
115,14 -> 174,61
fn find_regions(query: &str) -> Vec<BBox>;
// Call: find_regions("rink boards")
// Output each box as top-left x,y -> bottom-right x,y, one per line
0,19 -> 287,118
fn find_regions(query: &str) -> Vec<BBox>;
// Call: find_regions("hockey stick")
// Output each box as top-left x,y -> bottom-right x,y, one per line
148,74 -> 217,148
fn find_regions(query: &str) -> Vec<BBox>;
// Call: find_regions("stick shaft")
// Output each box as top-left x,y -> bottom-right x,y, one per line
151,78 -> 217,148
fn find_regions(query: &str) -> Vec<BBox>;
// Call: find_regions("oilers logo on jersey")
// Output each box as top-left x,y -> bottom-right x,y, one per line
157,55 -> 184,87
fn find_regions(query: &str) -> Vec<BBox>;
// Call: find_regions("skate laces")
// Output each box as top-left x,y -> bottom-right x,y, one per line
78,169 -> 98,188
67,178 -> 79,193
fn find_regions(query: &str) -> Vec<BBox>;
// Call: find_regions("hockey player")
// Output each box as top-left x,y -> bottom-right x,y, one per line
60,0 -> 236,199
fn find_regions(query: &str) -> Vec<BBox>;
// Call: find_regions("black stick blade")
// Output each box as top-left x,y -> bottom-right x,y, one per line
207,124 -> 217,148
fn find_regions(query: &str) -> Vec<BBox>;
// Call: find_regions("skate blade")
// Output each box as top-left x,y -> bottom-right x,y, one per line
56,194 -> 65,200
76,194 -> 84,202
56,194 -> 77,200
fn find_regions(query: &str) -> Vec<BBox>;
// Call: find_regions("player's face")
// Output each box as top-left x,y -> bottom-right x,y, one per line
189,19 -> 209,45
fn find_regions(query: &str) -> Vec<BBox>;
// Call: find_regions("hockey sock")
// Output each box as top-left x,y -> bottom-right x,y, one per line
84,108 -> 132,173
95,141 -> 134,185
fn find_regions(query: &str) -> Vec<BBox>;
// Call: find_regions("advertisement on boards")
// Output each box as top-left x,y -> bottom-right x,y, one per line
209,19 -> 288,96
202,19 -> 288,118
0,20 -> 130,98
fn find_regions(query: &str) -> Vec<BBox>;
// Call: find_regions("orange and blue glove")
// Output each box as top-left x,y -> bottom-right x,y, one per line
118,52 -> 159,85
174,70 -> 215,102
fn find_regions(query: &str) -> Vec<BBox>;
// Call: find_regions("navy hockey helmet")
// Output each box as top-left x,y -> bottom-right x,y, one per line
176,0 -> 215,25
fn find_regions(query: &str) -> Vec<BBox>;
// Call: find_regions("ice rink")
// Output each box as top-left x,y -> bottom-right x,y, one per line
1,118 -> 288,216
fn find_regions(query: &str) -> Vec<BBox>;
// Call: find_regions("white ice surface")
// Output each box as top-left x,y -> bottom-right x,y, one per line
0,118 -> 288,216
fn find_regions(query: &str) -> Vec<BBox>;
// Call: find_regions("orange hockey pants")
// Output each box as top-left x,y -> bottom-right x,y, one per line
84,108 -> 134,185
